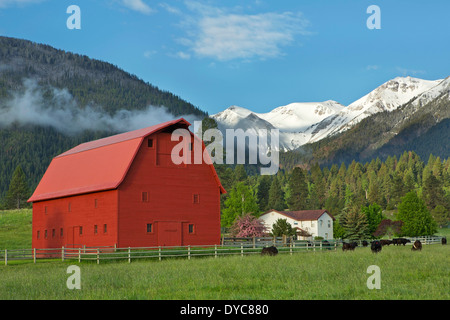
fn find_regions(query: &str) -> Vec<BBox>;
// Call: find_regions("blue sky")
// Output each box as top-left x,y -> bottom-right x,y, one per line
0,0 -> 449,115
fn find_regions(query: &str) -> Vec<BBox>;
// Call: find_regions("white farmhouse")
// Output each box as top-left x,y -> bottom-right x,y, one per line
259,209 -> 335,240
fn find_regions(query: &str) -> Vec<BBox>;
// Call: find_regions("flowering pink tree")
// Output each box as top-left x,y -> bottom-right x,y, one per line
230,213 -> 267,237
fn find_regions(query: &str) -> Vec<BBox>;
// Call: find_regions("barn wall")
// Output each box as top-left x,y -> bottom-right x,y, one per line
117,130 -> 221,248
32,190 -> 119,249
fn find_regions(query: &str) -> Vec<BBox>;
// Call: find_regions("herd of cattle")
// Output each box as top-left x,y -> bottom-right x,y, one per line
261,237 -> 447,255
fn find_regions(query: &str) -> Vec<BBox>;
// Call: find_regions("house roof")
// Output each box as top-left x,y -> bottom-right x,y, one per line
261,209 -> 335,221
28,118 -> 226,202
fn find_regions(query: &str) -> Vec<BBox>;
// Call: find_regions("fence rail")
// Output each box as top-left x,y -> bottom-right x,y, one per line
0,236 -> 445,265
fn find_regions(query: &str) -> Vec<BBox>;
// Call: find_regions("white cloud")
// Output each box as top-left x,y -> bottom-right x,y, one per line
177,2 -> 310,62
122,0 -> 153,15
176,51 -> 191,60
396,67 -> 426,76
366,65 -> 379,71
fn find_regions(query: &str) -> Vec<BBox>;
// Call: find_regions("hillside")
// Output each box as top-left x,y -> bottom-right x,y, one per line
0,36 -> 207,200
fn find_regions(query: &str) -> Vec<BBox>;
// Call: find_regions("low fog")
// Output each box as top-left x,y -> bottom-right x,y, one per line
0,79 -> 198,135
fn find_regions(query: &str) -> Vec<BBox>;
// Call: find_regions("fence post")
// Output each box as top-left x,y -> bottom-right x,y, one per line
61,247 -> 64,262
78,248 -> 81,263
128,247 -> 131,264
159,246 -> 161,261
34,248 -> 36,264
188,245 -> 191,260
320,241 -> 322,251
252,237 -> 256,249
97,248 -> 99,264
214,245 -> 217,258
313,241 -> 316,252
241,243 -> 243,257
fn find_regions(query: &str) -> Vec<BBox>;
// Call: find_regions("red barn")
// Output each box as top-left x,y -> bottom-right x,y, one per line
28,118 -> 225,249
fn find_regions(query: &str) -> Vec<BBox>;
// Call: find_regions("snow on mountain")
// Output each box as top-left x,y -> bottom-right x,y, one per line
212,76 -> 448,151
410,76 -> 450,108
305,77 -> 443,143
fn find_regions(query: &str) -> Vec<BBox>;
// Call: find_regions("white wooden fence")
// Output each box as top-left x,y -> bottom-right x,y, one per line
0,236 -> 445,265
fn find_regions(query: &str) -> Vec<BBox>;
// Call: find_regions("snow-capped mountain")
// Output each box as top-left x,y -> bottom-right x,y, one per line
212,76 -> 447,151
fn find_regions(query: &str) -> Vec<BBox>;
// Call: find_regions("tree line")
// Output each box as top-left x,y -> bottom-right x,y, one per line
215,151 -> 450,239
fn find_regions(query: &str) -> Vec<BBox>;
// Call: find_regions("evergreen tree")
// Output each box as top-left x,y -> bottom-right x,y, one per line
233,164 -> 248,184
422,174 -> 445,210
361,203 -> 384,237
271,218 -> 296,237
5,165 -> 30,209
396,191 -> 437,236
431,205 -> 450,229
267,176 -> 285,211
256,175 -> 272,212
287,167 -> 308,210
340,206 -> 370,240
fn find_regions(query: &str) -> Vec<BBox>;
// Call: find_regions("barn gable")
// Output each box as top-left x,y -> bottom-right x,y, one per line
28,118 -> 224,203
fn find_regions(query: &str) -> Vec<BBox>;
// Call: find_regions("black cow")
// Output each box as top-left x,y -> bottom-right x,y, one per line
442,237 -> 447,245
322,240 -> 332,250
342,242 -> 357,251
411,240 -> 422,251
371,240 -> 382,253
362,240 -> 369,247
261,246 -> 278,256
380,239 -> 392,246
393,238 -> 411,246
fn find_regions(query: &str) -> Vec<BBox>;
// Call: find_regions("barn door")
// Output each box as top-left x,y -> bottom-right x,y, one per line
157,222 -> 182,247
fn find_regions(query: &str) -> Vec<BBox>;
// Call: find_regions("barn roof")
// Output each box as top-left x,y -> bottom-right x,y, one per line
28,118 -> 226,202
261,209 -> 335,221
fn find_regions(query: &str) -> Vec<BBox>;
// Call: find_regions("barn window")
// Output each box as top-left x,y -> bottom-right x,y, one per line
94,225 -> 98,235
60,228 -> 64,238
104,224 -> 107,233
146,223 -> 153,233
142,192 -> 149,202
148,138 -> 154,148
328,220 -> 331,228
37,230 -> 40,239
188,224 -> 195,234
79,226 -> 83,235
52,229 -> 56,238
44,230 -> 48,239
193,194 -> 200,204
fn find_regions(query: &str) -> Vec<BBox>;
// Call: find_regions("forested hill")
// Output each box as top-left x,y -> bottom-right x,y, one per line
0,36 -> 206,117
0,36 -> 207,201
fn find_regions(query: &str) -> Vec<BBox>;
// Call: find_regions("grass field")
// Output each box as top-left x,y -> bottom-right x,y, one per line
0,245 -> 449,300
0,209 -> 449,300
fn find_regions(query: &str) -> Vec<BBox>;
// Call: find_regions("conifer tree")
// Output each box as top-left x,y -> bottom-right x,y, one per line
287,167 -> 308,210
267,176 -> 285,211
5,165 -> 30,209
